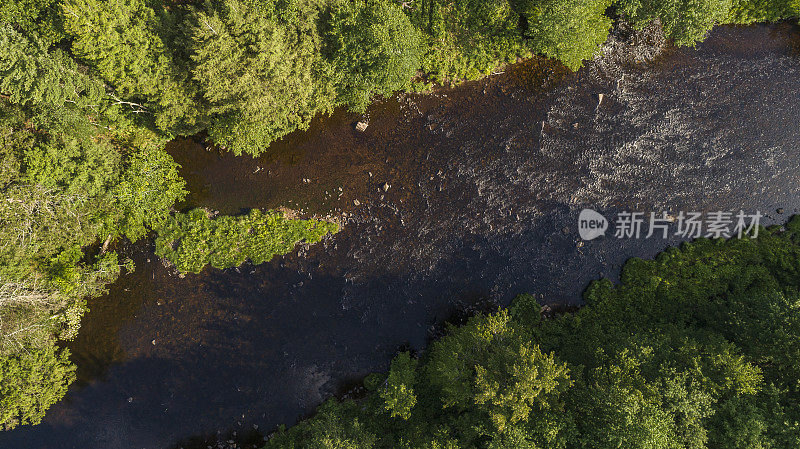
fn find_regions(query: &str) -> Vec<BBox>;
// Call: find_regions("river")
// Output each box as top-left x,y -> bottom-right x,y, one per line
3,22 -> 800,449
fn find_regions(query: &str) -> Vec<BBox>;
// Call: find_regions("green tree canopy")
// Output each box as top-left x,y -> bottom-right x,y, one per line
0,0 -> 64,47
189,0 -> 334,155
61,0 -> 202,133
379,352 -> 418,419
0,24 -> 103,109
620,0 -> 734,46
265,218 -> 800,448
0,344 -> 75,431
513,0 -> 612,70
408,0 -> 528,81
324,0 -> 423,112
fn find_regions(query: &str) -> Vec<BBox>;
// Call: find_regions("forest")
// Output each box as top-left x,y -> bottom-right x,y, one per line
0,0 -> 799,437
3,0 -> 796,155
265,219 -> 800,448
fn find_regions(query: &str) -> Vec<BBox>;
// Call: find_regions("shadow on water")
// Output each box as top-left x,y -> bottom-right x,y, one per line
4,22 -> 800,449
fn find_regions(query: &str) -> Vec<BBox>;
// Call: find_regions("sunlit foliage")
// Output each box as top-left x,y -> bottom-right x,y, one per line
0,344 -> 75,431
60,0 -> 203,133
620,0 -> 735,46
408,0 -> 530,82
513,0 -> 612,70
324,0 -> 424,111
264,218 -> 800,448
154,208 -> 339,274
188,0 -> 333,155
1,0 -> 798,432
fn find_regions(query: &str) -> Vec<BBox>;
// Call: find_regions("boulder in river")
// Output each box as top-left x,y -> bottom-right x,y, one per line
355,120 -> 369,132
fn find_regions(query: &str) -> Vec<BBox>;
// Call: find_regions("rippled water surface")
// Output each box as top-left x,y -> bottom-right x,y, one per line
4,23 -> 800,449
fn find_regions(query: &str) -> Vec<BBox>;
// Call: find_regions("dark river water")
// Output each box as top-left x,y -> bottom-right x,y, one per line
4,23 -> 800,449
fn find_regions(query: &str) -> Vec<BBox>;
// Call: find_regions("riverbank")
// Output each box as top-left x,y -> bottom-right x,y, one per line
262,217 -> 800,448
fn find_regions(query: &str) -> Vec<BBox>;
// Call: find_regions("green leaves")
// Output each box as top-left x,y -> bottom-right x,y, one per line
617,0 -> 800,46
0,25 -> 104,109
324,0 -> 423,112
0,0 -> 64,47
1,0 -> 798,437
426,311 -> 571,438
265,399 -> 379,448
726,0 -> 797,22
410,0 -> 529,82
0,92 -> 182,431
267,218 -> 800,448
60,0 -> 202,133
620,0 -> 734,46
379,352 -> 418,419
190,0 -> 332,155
515,0 -> 612,70
113,148 -> 186,241
0,344 -> 75,431
154,208 -> 339,273
61,0 -> 167,98
8,0 -> 793,159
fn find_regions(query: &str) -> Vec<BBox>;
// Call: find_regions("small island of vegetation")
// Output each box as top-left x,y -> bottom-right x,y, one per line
155,209 -> 339,274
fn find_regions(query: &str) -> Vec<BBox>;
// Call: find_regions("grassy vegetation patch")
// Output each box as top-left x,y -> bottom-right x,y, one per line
154,209 -> 340,274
